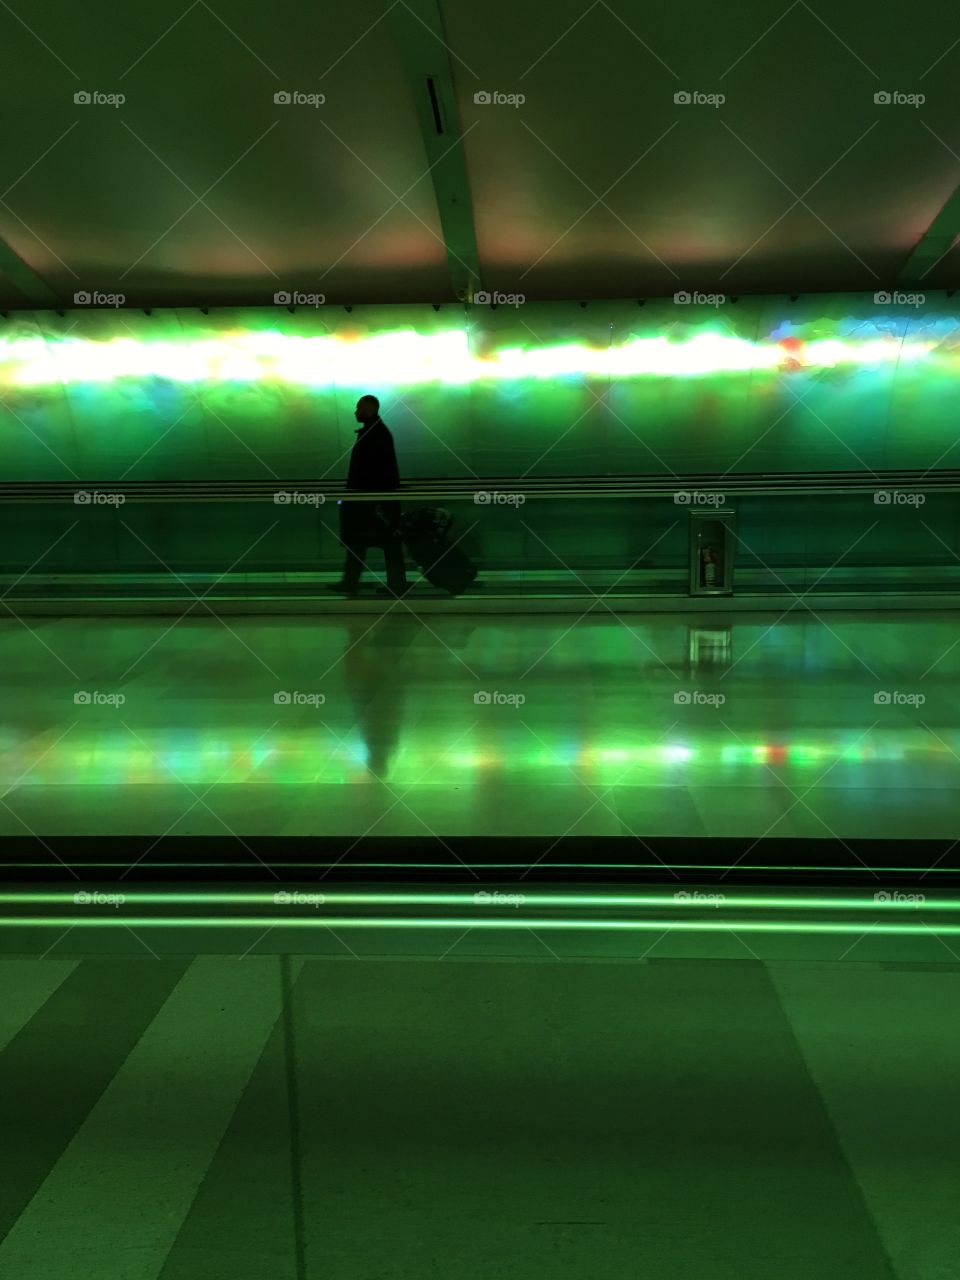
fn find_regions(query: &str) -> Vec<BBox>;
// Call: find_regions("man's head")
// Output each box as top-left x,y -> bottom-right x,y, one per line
355,394 -> 380,425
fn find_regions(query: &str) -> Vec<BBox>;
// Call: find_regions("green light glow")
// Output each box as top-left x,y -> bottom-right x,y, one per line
0,891 -> 949,909
4,302 -> 957,484
1,915 -> 957,935
1,862 -> 954,874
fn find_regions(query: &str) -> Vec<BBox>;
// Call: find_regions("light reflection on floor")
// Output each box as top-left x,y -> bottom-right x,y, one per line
1,611 -> 958,837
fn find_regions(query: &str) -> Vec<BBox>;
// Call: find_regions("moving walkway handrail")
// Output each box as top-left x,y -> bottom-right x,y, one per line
1,471 -> 959,502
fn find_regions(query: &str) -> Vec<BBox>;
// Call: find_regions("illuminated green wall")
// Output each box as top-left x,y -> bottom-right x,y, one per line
2,294 -> 958,481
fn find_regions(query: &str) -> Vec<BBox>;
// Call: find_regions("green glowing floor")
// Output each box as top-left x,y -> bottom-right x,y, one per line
1,610 -> 958,839
0,947 -> 957,1277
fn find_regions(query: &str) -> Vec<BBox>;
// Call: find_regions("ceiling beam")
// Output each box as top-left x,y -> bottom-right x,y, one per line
387,0 -> 480,301
899,184 -> 960,286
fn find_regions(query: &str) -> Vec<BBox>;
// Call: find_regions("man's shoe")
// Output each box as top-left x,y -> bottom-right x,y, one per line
376,585 -> 411,598
325,582 -> 359,597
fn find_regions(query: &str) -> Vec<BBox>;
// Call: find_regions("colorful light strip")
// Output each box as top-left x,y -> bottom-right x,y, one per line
0,732 -> 930,788
0,326 -> 941,389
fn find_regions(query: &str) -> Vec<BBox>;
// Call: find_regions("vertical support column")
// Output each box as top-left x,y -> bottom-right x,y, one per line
0,238 -> 60,307
386,0 -> 481,301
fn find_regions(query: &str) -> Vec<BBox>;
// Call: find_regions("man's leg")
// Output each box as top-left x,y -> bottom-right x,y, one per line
383,536 -> 409,592
342,540 -> 366,590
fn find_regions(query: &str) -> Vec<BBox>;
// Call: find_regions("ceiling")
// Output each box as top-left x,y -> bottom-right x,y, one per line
1,0 -> 959,309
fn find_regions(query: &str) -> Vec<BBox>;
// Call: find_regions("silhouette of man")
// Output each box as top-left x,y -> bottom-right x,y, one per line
326,395 -> 410,598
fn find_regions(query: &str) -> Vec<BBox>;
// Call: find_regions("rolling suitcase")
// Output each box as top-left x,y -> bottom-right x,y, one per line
401,508 -> 478,596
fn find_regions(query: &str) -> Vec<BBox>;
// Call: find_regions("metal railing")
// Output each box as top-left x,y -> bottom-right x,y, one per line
1,470 -> 959,502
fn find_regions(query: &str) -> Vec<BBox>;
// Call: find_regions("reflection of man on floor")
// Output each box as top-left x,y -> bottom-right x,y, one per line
342,621 -> 406,778
326,395 -> 409,599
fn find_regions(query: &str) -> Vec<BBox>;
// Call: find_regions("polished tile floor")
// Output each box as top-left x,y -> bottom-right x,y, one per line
1,946 -> 958,1278
1,610 -> 958,839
